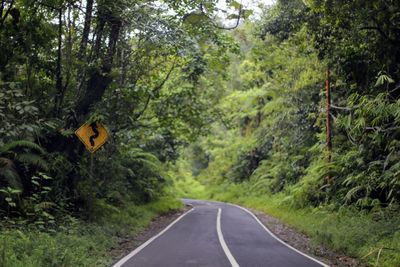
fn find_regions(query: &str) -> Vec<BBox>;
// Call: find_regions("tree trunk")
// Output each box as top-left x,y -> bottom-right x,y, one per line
75,0 -> 94,94
78,0 -> 93,60
75,17 -> 122,121
53,8 -> 63,116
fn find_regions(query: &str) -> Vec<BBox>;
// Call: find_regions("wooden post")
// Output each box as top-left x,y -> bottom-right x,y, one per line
326,69 -> 332,185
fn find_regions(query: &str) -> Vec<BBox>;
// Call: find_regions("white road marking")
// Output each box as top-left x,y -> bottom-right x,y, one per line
217,208 -> 240,267
112,207 -> 195,267
230,203 -> 330,267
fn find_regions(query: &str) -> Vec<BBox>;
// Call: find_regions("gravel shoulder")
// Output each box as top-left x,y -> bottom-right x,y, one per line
251,208 -> 364,267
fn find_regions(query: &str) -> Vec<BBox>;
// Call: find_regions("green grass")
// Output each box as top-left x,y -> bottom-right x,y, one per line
0,197 -> 183,267
201,181 -> 400,267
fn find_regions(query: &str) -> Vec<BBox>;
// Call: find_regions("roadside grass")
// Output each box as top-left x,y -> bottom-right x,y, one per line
0,196 -> 182,267
203,181 -> 400,267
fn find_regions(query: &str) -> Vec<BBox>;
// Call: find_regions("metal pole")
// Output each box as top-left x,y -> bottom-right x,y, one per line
90,153 -> 94,179
326,68 -> 332,185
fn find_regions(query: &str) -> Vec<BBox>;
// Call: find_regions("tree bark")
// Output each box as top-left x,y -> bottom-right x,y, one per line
75,0 -> 94,94
78,0 -> 93,60
0,0 -> 14,29
54,8 -> 63,116
75,17 -> 122,120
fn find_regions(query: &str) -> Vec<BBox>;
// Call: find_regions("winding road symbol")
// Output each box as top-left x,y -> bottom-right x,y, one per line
89,122 -> 100,147
75,122 -> 109,153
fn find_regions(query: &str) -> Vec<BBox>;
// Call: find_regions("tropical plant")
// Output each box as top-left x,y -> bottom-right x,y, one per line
0,140 -> 47,212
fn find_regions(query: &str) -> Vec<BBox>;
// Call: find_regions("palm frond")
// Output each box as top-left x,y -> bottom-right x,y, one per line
127,148 -> 160,162
132,157 -> 161,171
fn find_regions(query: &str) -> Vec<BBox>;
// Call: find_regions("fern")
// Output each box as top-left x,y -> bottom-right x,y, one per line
126,148 -> 162,171
0,140 -> 45,155
0,158 -> 22,191
0,141 -> 48,201
127,148 -> 160,162
16,153 -> 48,170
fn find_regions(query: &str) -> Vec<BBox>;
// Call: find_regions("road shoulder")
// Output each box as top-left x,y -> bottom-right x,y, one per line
250,208 -> 364,267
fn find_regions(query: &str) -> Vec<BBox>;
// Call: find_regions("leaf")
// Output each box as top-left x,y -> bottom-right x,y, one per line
183,12 -> 208,26
0,140 -> 46,155
17,153 -> 48,170
375,72 -> 395,87
229,0 -> 241,9
227,14 -> 240,20
242,9 -> 254,19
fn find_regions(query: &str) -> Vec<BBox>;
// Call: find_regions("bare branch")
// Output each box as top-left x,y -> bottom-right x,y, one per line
366,126 -> 400,132
331,104 -> 359,111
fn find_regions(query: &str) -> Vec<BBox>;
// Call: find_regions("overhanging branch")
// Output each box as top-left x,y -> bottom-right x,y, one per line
134,58 -> 177,121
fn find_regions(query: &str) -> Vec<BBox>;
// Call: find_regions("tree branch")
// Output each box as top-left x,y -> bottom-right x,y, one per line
331,104 -> 359,111
360,18 -> 400,45
1,1 -> 5,21
0,0 -> 14,28
198,0 -> 244,30
134,59 -> 177,121
211,3 -> 243,30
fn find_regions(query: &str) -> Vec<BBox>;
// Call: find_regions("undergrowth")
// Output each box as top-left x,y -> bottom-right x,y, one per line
0,197 -> 182,267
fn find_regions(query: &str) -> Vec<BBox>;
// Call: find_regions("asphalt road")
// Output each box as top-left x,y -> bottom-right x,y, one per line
113,199 -> 328,267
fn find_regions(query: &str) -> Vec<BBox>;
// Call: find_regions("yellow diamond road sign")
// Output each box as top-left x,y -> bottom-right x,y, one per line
75,122 -> 109,153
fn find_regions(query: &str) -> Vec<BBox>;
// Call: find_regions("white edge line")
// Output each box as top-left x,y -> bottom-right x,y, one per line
112,207 -> 195,267
217,208 -> 240,267
230,203 -> 330,267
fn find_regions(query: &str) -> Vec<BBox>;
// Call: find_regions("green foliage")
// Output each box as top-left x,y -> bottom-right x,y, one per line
187,0 -> 400,211
168,154 -> 207,199
0,187 -> 22,214
0,197 -> 182,267
0,140 -> 49,213
1,0 -> 400,265
171,2 -> 400,266
0,0 -> 236,220
0,88 -> 40,141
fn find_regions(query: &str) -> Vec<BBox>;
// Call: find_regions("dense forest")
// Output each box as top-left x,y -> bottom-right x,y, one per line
0,0 -> 399,266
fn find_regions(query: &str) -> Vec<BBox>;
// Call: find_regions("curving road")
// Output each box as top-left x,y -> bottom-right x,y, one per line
113,199 -> 328,267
